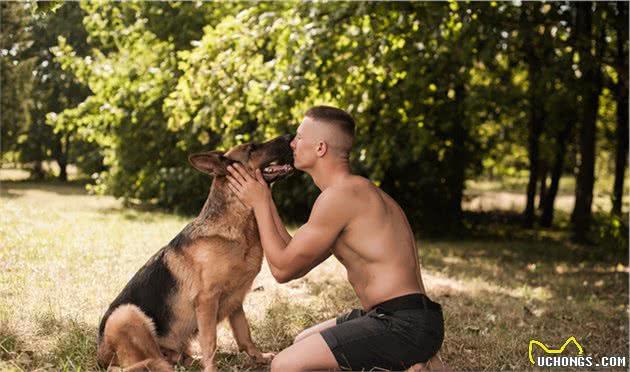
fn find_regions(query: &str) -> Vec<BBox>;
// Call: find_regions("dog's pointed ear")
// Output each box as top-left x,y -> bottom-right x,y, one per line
189,151 -> 233,176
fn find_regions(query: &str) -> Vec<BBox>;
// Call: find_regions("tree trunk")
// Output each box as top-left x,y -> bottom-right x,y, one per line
612,1 -> 629,215
541,117 -> 573,227
538,160 -> 548,210
523,58 -> 544,228
32,160 -> 45,180
58,163 -> 67,182
57,133 -> 69,182
30,121 -> 46,180
571,2 -> 604,241
449,81 -> 467,228
51,132 -> 65,182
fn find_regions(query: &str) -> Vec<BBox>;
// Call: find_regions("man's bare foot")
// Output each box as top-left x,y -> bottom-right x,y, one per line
407,362 -> 427,372
407,353 -> 451,372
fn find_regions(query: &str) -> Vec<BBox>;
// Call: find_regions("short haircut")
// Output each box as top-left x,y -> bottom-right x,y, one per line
305,106 -> 356,141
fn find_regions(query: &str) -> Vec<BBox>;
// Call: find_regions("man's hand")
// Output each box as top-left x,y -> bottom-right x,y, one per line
226,163 -> 270,209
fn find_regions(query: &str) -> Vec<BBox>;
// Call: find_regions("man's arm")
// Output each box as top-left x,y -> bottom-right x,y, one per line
268,194 -> 292,244
251,195 -> 289,278
225,164 -> 346,283
254,190 -> 348,283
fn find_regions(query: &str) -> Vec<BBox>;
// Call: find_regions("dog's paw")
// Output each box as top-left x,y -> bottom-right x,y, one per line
202,364 -> 219,372
180,353 -> 198,368
253,352 -> 275,364
160,347 -> 181,364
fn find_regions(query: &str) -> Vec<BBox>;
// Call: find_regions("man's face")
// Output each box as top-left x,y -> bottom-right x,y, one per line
290,117 -> 318,171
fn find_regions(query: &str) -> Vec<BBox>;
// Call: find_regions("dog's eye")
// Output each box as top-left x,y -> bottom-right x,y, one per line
248,143 -> 258,152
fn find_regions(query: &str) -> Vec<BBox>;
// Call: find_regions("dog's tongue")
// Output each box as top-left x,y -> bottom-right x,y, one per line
264,164 -> 293,173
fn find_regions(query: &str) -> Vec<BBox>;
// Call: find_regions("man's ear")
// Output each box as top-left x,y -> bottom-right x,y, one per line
188,151 -> 234,176
316,141 -> 328,157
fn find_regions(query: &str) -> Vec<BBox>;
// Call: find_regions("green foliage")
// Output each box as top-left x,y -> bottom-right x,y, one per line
2,2 -> 101,180
29,1 -> 64,15
1,2 -> 35,157
12,1 -> 627,231
162,2 -> 521,228
592,213 -> 629,256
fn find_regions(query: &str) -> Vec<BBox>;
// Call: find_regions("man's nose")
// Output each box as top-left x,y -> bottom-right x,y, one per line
288,135 -> 296,149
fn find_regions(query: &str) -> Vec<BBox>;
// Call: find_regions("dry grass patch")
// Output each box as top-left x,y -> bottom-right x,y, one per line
1,181 -> 627,371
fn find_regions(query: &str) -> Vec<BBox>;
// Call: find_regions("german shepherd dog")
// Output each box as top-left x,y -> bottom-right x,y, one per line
96,135 -> 293,372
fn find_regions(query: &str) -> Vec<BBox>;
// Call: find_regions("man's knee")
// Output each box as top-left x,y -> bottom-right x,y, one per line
270,351 -> 296,372
293,330 -> 309,344
293,318 -> 337,345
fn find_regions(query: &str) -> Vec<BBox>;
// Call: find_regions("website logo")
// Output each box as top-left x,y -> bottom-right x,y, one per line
529,336 -> 627,368
529,336 -> 583,365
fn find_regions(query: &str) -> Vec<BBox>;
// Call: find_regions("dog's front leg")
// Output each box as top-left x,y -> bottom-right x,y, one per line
195,291 -> 220,372
228,305 -> 274,364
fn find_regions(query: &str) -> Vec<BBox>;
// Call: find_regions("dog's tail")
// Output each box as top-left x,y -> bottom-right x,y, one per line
96,335 -> 116,369
97,304 -> 171,371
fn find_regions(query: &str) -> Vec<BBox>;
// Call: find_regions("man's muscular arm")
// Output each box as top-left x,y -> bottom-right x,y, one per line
268,193 -> 292,244
226,164 -> 348,283
254,190 -> 347,282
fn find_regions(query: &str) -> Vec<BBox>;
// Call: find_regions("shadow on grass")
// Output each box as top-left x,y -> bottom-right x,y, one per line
214,351 -> 265,372
248,280 -> 627,371
96,206 -> 182,223
432,286 -> 628,371
0,180 -> 91,197
97,198 -> 197,222
463,210 -> 627,251
0,321 -> 26,362
1,274 -> 624,372
51,319 -> 98,371
422,236 -> 628,304
0,311 -> 100,371
252,294 -> 319,352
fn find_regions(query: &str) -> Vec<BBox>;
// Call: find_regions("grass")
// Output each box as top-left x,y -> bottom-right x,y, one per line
465,174 -> 630,214
0,178 -> 628,371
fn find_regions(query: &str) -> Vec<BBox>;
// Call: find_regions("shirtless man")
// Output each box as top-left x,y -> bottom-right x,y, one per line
226,106 -> 445,371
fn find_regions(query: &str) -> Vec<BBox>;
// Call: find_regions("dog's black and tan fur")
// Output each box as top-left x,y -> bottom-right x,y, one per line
97,135 -> 293,372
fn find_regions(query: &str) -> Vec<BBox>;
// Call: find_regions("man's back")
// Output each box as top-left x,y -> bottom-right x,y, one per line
327,175 -> 426,309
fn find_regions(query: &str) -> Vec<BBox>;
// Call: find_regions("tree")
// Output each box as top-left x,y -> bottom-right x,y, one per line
166,2 -> 514,230
1,2 -> 35,171
571,2 -> 606,241
611,1 -> 628,216
51,2 -> 243,212
520,2 -> 552,228
28,2 -> 92,181
2,2 -> 101,180
540,4 -> 579,228
47,1 -> 622,235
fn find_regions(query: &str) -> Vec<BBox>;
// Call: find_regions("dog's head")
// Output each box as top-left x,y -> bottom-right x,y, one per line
189,134 -> 294,183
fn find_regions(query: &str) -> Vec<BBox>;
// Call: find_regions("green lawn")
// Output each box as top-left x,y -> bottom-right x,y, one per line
0,180 -> 628,371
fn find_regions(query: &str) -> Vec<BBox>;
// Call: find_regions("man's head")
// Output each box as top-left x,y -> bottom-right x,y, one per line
290,105 -> 355,171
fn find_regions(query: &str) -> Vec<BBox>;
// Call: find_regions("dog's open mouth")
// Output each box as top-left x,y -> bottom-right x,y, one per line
261,161 -> 294,183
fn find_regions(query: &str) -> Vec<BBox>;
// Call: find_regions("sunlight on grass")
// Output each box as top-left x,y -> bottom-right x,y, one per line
465,175 -> 629,214
1,181 -> 628,371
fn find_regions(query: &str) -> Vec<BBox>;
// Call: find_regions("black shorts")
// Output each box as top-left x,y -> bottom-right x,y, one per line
320,293 -> 444,371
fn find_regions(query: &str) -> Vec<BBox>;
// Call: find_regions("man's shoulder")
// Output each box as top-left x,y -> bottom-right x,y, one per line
328,175 -> 375,194
315,186 -> 347,206
316,176 -> 377,209
308,185 -> 352,225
